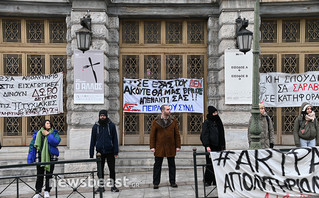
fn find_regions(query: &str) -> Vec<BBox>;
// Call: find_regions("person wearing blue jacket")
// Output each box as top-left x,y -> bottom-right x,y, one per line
28,120 -> 61,198
90,110 -> 119,193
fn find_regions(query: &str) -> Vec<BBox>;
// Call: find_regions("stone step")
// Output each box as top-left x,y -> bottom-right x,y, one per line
116,158 -> 204,167
0,145 -> 207,184
119,145 -> 205,152
0,164 -> 65,185
115,165 -> 197,173
0,146 -> 67,161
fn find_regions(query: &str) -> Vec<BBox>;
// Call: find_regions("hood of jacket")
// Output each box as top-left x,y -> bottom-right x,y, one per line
301,102 -> 310,112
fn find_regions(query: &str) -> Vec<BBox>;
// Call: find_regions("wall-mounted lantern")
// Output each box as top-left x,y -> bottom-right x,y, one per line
76,13 -> 92,53
236,16 -> 253,54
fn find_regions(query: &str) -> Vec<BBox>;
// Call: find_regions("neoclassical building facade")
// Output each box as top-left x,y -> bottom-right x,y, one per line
0,0 -> 319,157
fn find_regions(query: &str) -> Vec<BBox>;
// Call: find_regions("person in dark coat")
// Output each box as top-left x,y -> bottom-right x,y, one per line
293,102 -> 319,147
90,110 -> 119,193
200,106 -> 226,186
150,104 -> 181,189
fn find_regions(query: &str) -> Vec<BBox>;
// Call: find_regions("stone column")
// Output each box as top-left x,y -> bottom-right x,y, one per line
65,0 -> 115,169
216,0 -> 254,149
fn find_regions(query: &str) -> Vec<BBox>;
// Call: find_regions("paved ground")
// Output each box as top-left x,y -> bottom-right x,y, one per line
0,169 -> 218,198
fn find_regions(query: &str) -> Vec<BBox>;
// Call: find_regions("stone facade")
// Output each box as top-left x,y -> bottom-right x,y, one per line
1,0 -> 319,153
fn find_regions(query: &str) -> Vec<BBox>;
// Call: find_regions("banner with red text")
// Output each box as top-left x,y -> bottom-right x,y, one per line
260,71 -> 319,107
0,73 -> 63,117
123,78 -> 204,113
211,147 -> 319,198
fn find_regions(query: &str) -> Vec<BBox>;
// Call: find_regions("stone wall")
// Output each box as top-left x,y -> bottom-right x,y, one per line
216,0 -> 255,149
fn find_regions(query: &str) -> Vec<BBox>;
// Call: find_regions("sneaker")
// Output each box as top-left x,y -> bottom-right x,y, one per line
111,186 -> 119,192
33,194 -> 40,198
44,191 -> 50,198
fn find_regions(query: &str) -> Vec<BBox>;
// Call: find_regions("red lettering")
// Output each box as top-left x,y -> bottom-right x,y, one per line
189,80 -> 202,88
293,84 -> 297,92
123,103 -> 140,112
264,192 -> 270,198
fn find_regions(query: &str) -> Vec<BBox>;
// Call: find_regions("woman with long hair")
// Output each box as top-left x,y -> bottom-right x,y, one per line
28,120 -> 61,198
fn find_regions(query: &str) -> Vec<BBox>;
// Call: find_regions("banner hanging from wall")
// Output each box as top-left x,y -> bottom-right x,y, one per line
260,71 -> 319,107
224,49 -> 253,104
74,50 -> 104,104
0,72 -> 63,117
211,147 -> 319,198
123,78 -> 204,113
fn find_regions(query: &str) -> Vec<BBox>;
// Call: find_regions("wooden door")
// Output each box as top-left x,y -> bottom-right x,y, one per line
0,18 -> 67,146
120,20 -> 207,145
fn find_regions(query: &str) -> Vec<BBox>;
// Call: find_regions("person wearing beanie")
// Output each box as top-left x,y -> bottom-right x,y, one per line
89,109 -> 119,193
200,105 -> 225,186
248,103 -> 275,149
293,102 -> 319,147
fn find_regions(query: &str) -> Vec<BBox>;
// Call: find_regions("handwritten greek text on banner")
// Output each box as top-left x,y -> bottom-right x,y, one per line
0,73 -> 63,117
211,147 -> 319,198
260,71 -> 319,107
123,78 -> 204,113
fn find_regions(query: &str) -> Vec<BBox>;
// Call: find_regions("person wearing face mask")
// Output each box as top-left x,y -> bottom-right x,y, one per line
90,110 -> 119,193
293,102 -> 319,147
200,106 -> 226,187
248,103 -> 275,149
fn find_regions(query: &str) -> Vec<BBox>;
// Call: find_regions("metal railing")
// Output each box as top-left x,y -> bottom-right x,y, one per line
193,147 -> 217,198
0,156 -> 103,198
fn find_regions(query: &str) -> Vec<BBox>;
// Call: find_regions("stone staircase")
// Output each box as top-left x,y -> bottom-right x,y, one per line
0,146 -> 66,185
0,145 -> 205,184
116,145 -> 206,173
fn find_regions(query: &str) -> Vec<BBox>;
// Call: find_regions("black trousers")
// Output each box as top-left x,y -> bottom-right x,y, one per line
204,148 -> 216,185
153,157 -> 176,185
35,164 -> 55,193
98,153 -> 116,187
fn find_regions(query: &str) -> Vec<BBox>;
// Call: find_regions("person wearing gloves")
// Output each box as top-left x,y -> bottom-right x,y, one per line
294,102 -> 319,147
90,110 -> 119,193
28,120 -> 61,198
248,103 -> 275,149
200,106 -> 226,186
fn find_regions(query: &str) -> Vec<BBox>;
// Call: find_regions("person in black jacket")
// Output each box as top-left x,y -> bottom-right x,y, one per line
90,110 -> 119,193
200,106 -> 226,186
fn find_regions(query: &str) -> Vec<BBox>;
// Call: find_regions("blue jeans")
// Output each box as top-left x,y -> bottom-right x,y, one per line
300,138 -> 316,147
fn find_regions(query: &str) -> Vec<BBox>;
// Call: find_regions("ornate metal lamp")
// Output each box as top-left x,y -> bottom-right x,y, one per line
76,13 -> 92,53
236,16 -> 253,54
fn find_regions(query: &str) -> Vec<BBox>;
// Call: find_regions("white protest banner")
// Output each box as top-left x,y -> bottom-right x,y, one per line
0,73 -> 63,117
260,71 -> 319,107
225,49 -> 253,104
211,147 -> 319,198
123,78 -> 204,113
74,50 -> 104,104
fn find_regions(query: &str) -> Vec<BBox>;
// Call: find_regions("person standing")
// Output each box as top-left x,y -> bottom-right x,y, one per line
248,103 -> 275,149
200,106 -> 226,186
90,110 -> 119,193
28,120 -> 61,198
293,102 -> 319,147
150,104 -> 181,189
